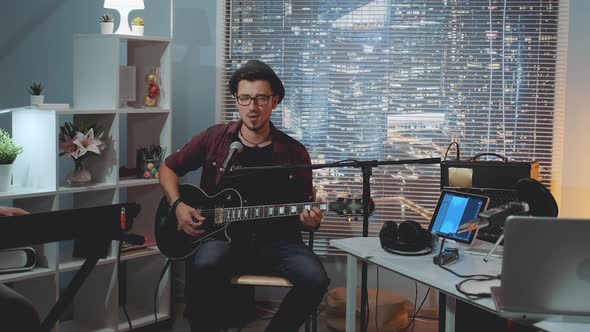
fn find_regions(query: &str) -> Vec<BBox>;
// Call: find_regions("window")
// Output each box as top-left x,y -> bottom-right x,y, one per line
218,0 -> 568,255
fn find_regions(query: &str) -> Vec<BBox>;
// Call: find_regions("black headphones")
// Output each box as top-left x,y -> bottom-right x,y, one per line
379,220 -> 433,256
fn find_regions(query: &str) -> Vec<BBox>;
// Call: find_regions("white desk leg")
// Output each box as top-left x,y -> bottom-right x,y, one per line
445,295 -> 456,332
346,254 -> 357,332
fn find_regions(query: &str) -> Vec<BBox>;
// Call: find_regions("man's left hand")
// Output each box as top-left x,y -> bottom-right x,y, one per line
300,187 -> 324,229
300,206 -> 323,229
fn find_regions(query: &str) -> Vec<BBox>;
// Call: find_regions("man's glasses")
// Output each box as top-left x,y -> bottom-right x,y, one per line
235,95 -> 274,106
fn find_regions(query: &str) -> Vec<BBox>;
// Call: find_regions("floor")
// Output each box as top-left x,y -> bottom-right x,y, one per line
139,302 -> 439,332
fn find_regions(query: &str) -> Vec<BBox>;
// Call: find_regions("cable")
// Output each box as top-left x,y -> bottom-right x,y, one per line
401,287 -> 431,332
364,276 -> 370,332
117,241 -> 133,331
376,268 -> 380,332
154,259 -> 172,327
434,239 -> 500,300
443,141 -> 460,161
436,263 -> 499,279
436,239 -> 498,279
455,276 -> 500,300
412,281 -> 417,332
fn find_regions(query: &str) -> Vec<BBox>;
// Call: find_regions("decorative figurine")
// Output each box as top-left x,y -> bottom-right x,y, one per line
144,68 -> 160,107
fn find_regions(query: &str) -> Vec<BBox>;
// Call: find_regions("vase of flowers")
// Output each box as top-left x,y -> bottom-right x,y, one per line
59,122 -> 107,186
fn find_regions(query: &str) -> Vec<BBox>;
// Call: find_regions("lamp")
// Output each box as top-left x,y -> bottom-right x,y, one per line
104,0 -> 144,35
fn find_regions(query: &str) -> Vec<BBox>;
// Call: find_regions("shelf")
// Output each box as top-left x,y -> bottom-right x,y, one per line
63,108 -> 171,114
7,106 -> 171,114
0,267 -> 55,283
2,22 -> 173,332
58,184 -> 119,194
59,257 -> 116,272
118,108 -> 171,114
0,186 -> 55,200
75,33 -> 172,43
119,178 -> 160,188
120,246 -> 161,262
58,320 -> 115,332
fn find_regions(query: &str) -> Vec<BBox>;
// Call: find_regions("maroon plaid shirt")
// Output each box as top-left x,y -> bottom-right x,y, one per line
165,120 -> 314,202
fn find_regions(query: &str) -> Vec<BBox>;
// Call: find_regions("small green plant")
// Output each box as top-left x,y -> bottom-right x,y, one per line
100,14 -> 114,23
131,17 -> 144,26
26,82 -> 44,96
0,129 -> 23,164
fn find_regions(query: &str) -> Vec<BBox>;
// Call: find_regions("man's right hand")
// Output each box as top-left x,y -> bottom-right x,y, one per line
175,202 -> 206,237
0,206 -> 29,217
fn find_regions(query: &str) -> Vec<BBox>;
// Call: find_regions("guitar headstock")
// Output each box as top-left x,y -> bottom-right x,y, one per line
329,197 -> 376,216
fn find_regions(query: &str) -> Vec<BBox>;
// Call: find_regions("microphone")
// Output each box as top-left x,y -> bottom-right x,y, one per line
220,141 -> 244,174
456,201 -> 529,234
456,218 -> 489,234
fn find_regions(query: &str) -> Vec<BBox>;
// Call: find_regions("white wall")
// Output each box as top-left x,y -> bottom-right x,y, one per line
561,0 -> 590,218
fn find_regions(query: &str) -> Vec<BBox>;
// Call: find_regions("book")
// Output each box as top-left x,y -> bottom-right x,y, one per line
35,103 -> 70,110
0,247 -> 36,273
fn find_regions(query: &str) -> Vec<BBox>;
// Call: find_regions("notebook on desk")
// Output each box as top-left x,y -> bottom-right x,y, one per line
491,216 -> 590,322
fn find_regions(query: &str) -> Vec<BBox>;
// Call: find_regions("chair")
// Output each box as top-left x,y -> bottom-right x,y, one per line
225,231 -> 318,332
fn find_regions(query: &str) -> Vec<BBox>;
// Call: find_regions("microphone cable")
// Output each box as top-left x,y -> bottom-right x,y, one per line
443,141 -> 460,161
117,241 -> 133,331
154,258 -> 172,327
434,239 -> 500,300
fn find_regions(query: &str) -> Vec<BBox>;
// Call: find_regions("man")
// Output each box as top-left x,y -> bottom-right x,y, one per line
159,60 -> 329,331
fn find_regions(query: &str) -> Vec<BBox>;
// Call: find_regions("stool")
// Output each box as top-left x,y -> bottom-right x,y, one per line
224,232 -> 318,332
228,274 -> 316,332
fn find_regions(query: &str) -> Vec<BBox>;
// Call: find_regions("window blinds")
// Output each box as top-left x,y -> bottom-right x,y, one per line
218,0 -> 568,255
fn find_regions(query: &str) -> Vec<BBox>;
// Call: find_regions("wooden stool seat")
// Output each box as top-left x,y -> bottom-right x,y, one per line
231,275 -> 293,287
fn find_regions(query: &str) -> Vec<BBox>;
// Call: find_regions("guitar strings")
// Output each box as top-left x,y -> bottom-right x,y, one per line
194,202 -> 323,218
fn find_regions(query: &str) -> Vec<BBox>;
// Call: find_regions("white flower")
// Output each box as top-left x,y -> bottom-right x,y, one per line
72,128 -> 106,159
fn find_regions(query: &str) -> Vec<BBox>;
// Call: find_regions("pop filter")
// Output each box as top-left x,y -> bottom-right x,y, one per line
516,178 -> 558,217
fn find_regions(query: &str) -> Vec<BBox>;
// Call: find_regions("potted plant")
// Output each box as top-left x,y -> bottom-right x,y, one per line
100,14 -> 115,34
0,129 -> 23,191
27,82 -> 44,106
131,17 -> 144,36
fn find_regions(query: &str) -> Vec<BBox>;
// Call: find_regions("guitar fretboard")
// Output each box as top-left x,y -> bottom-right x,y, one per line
219,202 -> 329,223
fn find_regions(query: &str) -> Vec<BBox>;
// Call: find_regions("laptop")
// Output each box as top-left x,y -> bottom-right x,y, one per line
491,216 -> 590,322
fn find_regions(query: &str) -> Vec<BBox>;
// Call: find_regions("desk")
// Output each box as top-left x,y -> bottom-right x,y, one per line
330,237 -> 588,332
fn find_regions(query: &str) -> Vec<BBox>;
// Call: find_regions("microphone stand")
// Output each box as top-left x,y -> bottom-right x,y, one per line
484,232 -> 504,262
231,157 -> 441,332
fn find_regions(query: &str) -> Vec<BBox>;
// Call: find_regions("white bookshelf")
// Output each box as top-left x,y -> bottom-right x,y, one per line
1,33 -> 173,332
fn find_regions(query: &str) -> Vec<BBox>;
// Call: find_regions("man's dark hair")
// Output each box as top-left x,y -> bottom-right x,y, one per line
228,60 -> 285,104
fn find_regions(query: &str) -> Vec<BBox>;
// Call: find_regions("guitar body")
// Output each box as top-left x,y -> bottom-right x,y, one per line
155,184 -> 242,260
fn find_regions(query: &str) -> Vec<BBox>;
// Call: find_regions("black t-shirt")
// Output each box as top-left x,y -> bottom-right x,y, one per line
217,144 -> 302,246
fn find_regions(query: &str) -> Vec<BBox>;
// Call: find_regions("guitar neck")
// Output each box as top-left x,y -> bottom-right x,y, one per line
222,202 -> 328,222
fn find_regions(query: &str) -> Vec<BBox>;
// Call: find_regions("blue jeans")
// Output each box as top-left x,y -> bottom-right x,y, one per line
185,239 -> 329,332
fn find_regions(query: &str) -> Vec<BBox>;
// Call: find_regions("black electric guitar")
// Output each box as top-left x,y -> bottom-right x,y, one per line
155,184 -> 375,260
